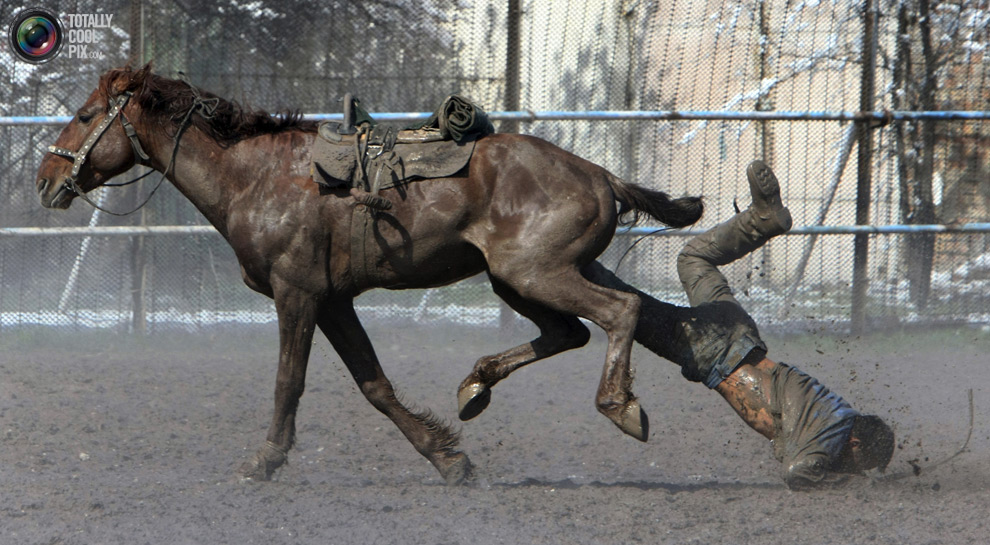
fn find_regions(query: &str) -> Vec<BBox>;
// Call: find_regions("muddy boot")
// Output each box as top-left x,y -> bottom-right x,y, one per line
677,160 -> 792,307
746,159 -> 792,237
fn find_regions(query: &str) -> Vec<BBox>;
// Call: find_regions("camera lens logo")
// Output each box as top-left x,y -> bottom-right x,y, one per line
8,8 -> 64,64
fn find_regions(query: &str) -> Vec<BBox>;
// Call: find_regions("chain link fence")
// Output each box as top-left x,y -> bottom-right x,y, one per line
2,0 -> 988,336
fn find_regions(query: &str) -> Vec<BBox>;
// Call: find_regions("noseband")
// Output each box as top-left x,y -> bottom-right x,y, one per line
47,91 -> 150,189
44,77 -> 217,216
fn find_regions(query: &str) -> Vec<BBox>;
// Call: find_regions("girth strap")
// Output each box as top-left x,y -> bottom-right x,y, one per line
349,207 -> 379,289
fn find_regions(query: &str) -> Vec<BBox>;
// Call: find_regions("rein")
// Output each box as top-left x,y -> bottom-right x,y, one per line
613,226 -> 674,276
46,77 -> 218,217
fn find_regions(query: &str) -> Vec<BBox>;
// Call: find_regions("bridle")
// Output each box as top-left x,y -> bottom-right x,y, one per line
46,91 -> 155,215
47,91 -> 149,182
45,78 -> 217,216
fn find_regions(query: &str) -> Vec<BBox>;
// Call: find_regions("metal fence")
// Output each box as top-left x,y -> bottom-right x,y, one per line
1,0 -> 988,336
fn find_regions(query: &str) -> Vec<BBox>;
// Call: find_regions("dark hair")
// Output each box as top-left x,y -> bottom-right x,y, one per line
852,414 -> 895,472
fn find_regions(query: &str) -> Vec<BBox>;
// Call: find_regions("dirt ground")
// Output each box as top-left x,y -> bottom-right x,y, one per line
1,323 -> 988,545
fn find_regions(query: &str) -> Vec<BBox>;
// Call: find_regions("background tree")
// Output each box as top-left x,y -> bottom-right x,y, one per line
888,0 -> 990,309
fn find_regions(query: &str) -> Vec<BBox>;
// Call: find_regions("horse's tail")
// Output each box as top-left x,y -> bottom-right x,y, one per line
606,173 -> 703,228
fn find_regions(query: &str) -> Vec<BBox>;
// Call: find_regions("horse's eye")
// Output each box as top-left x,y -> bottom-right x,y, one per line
78,113 -> 93,124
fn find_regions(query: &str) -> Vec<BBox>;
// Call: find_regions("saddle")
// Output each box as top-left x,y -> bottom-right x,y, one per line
311,94 -> 494,210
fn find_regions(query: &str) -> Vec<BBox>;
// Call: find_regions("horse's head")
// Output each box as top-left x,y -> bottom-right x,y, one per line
35,64 -> 152,209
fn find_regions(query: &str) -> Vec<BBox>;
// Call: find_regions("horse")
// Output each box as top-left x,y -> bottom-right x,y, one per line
35,64 -> 702,484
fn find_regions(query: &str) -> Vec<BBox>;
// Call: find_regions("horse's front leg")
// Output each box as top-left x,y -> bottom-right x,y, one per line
239,287 -> 318,481
317,301 -> 474,485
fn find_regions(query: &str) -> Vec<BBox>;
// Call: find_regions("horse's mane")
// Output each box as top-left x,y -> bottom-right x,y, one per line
102,68 -> 318,146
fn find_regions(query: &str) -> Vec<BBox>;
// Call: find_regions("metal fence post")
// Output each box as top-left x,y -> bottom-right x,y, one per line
498,0 -> 522,334
502,0 -> 522,135
130,0 -> 148,335
852,0 -> 878,335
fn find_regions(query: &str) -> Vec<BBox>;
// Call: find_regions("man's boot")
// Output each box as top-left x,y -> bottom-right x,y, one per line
677,160 -> 792,306
746,159 -> 792,237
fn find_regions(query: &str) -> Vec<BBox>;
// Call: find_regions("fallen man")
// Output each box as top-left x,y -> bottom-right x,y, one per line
464,160 -> 896,489
589,160 -> 895,488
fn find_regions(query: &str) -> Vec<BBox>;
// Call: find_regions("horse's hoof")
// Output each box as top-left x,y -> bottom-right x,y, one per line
238,442 -> 287,481
617,399 -> 650,442
458,382 -> 491,421
439,453 -> 475,486
238,457 -> 273,481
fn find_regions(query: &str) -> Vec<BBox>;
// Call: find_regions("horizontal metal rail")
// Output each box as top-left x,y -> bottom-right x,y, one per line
484,110 -> 990,122
0,225 -> 218,236
618,223 -> 990,237
3,223 -> 990,237
4,109 -> 990,126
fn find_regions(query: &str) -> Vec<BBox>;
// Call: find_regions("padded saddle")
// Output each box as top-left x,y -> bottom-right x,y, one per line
310,94 -> 493,203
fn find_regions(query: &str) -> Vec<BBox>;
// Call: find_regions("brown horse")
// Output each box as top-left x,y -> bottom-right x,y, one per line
35,65 -> 702,484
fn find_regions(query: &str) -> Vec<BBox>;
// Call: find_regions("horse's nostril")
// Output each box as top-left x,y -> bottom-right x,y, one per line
38,178 -> 50,193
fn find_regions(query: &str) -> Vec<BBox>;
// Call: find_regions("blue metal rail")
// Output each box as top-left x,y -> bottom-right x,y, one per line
2,223 -> 990,237
4,109 -> 989,126
618,223 -> 990,237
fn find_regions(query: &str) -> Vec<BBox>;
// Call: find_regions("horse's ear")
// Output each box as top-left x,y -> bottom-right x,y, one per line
108,62 -> 152,96
126,62 -> 153,92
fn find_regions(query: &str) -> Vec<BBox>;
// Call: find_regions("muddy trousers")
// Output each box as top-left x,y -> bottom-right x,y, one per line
676,207 -> 781,307
584,206 -> 784,388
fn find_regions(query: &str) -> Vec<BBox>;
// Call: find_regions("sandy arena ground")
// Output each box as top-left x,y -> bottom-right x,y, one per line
1,323 -> 988,544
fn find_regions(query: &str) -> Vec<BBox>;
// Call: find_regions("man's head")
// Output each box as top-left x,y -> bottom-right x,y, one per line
847,414 -> 895,473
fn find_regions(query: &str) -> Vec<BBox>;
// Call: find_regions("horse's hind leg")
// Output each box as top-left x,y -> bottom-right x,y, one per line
491,265 -> 648,442
457,274 -> 591,421
317,301 -> 473,485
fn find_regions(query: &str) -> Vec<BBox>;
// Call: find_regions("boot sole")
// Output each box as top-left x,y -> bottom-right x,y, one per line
746,160 -> 792,234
